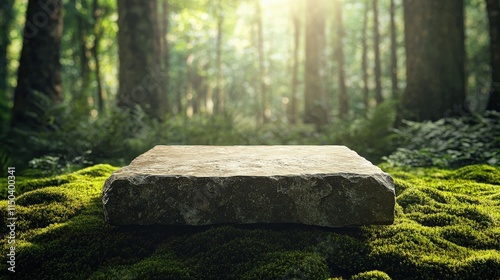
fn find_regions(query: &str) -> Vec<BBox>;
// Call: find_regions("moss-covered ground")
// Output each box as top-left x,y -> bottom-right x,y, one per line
1,164 -> 499,279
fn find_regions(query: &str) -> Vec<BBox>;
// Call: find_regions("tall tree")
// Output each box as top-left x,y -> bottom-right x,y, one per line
256,0 -> 268,123
373,0 -> 383,105
334,0 -> 348,118
117,0 -> 167,120
214,2 -> 224,114
92,0 -> 104,113
486,0 -> 500,111
304,0 -> 328,126
11,0 -> 63,128
362,0 -> 369,111
289,0 -> 301,124
72,0 -> 92,116
0,0 -> 15,95
390,0 -> 399,99
402,0 -> 466,121
160,0 -> 170,113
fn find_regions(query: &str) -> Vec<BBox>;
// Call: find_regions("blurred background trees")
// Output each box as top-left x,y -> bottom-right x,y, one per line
0,0 -> 498,174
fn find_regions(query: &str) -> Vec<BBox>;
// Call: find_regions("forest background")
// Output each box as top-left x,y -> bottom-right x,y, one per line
0,0 -> 499,175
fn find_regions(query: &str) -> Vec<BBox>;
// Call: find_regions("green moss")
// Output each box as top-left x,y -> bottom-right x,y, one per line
1,163 -> 500,279
243,251 -> 330,280
350,270 -> 392,280
447,164 -> 500,185
90,258 -> 195,280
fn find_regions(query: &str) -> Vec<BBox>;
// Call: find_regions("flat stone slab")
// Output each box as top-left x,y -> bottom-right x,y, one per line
102,145 -> 395,227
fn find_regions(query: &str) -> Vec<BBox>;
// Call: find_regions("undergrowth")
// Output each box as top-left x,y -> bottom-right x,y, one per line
0,102 -> 400,177
1,164 -> 499,279
384,111 -> 500,168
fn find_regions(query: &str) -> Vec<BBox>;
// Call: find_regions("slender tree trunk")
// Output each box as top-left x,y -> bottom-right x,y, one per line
73,0 -> 92,116
373,0 -> 383,105
256,0 -> 268,123
0,0 -> 15,94
161,0 -> 170,113
92,0 -> 104,113
175,71 -> 183,114
117,0 -> 166,120
304,0 -> 328,126
486,0 -> 500,111
186,56 -> 194,117
78,0 -> 90,86
402,0 -> 466,121
362,0 -> 369,111
214,3 -> 223,114
289,0 -> 300,124
335,0 -> 348,118
390,0 -> 399,99
11,0 -> 63,128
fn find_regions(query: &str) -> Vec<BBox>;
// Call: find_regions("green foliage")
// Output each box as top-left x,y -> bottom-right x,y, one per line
1,105 -> 257,176
326,101 -> 399,163
384,111 -> 500,168
1,164 -> 500,279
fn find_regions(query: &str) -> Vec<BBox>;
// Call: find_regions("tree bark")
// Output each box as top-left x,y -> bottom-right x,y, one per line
117,0 -> 167,121
486,0 -> 500,111
11,0 -> 63,128
77,0 -> 91,88
362,0 -> 369,111
335,0 -> 348,119
71,0 -> 92,116
373,0 -> 383,105
161,0 -> 170,113
92,0 -> 104,113
390,0 -> 399,99
304,0 -> 328,126
256,0 -> 268,123
289,0 -> 300,124
0,0 -> 15,94
402,0 -> 466,121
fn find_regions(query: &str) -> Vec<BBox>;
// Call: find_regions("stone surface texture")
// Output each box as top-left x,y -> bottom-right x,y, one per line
102,145 -> 395,227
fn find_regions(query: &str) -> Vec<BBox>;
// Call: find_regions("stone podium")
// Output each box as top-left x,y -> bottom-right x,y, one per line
102,145 -> 395,227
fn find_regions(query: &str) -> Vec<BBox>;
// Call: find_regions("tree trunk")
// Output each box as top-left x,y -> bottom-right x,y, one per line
92,0 -> 104,113
373,0 -> 383,105
335,0 -> 348,119
117,0 -> 166,121
214,4 -> 224,114
161,0 -> 170,113
11,0 -> 63,128
362,0 -> 369,111
390,0 -> 399,99
78,0 -> 91,88
186,56 -> 194,118
289,0 -> 300,124
0,0 -> 15,94
486,0 -> 500,111
72,0 -> 92,116
402,0 -> 466,121
304,0 -> 328,126
256,0 -> 268,123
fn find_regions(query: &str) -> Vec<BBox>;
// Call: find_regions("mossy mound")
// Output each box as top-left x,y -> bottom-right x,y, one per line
1,164 -> 499,279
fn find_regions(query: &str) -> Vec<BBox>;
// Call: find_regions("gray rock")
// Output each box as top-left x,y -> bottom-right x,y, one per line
102,145 -> 395,227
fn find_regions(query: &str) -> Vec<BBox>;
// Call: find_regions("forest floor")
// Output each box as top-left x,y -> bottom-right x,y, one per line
1,164 -> 499,279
